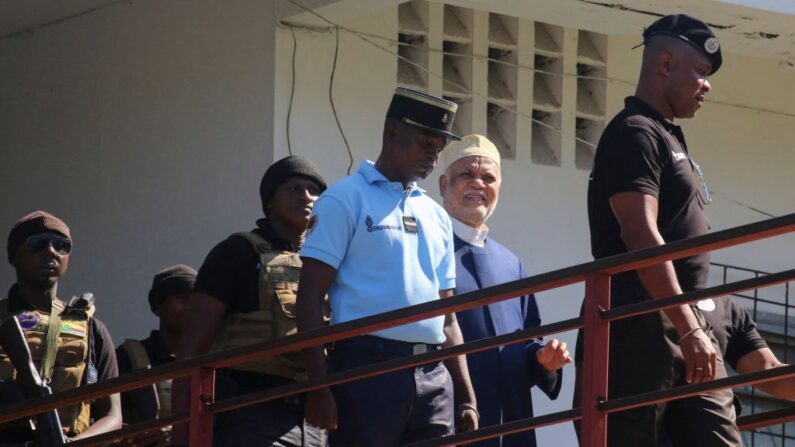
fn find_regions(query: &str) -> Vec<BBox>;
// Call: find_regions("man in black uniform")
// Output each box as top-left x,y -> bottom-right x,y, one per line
173,156 -> 327,446
116,264 -> 196,445
0,211 -> 121,442
701,297 -> 795,399
657,295 -> 795,444
576,14 -> 742,446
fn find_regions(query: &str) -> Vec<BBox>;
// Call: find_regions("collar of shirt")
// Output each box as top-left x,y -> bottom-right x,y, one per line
357,160 -> 425,195
254,218 -> 298,252
7,284 -> 38,313
624,96 -> 690,150
451,217 -> 489,247
624,96 -> 681,132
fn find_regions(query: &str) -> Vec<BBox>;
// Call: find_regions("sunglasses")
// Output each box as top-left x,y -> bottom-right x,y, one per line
25,234 -> 72,256
689,157 -> 711,205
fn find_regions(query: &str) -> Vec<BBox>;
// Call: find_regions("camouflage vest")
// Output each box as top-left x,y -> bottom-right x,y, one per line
209,232 -> 327,381
0,296 -> 95,435
119,339 -> 172,421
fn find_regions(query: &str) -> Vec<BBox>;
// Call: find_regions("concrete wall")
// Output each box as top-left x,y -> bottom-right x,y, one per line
2,0 -> 795,445
272,8 -> 396,178
0,0 -> 277,339
273,10 -> 795,445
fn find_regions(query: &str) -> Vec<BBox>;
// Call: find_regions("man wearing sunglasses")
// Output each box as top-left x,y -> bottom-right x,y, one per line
0,211 -> 122,442
577,14 -> 740,446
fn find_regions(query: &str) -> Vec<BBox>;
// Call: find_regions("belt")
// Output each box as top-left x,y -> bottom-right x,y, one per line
217,369 -> 304,405
336,335 -> 440,357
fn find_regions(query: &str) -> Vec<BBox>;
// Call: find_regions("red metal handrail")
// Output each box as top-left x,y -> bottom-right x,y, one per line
2,212 -> 795,446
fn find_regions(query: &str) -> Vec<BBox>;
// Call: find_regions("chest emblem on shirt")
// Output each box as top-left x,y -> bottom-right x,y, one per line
365,215 -> 401,233
672,151 -> 688,162
17,312 -> 39,330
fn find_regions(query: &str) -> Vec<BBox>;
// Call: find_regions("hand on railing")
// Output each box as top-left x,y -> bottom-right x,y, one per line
305,387 -> 338,430
679,327 -> 717,383
536,338 -> 573,372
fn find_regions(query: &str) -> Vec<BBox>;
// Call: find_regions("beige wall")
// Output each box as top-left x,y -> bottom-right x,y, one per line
607,35 -> 795,286
0,0 -> 277,340
273,11 -> 795,444
2,1 -> 795,444
272,9 -> 397,178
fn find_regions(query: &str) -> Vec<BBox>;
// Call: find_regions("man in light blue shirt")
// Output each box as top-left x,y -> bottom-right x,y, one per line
297,87 -> 478,446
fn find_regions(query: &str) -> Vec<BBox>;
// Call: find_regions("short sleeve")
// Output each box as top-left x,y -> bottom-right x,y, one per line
194,236 -> 260,313
115,344 -> 133,375
725,302 -> 769,370
436,216 -> 456,290
603,126 -> 666,198
301,194 -> 357,269
92,318 -> 118,381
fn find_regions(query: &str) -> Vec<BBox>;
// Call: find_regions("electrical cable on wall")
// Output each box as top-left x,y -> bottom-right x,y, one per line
712,191 -> 776,218
329,26 -> 355,175
386,37 -> 795,120
282,1 -> 795,122
281,0 -> 786,219
286,26 -> 297,156
283,0 -> 609,150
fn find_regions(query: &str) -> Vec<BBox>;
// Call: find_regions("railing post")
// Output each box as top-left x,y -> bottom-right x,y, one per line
581,273 -> 610,447
188,367 -> 215,447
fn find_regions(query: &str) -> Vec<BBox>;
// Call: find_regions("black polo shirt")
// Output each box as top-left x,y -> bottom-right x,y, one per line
587,96 -> 711,301
700,298 -> 767,371
194,218 -> 297,313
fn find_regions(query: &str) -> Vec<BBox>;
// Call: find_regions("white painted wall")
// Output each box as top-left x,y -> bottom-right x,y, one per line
273,10 -> 795,445
0,0 -> 277,340
272,9 -> 396,179
2,0 -> 795,445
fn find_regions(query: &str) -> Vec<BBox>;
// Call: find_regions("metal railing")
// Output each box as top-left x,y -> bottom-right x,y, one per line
711,262 -> 795,447
3,213 -> 795,446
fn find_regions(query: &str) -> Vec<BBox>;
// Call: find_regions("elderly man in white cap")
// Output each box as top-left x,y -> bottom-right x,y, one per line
439,134 -> 571,447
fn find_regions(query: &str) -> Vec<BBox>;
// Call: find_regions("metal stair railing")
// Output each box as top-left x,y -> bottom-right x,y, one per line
3,213 -> 795,446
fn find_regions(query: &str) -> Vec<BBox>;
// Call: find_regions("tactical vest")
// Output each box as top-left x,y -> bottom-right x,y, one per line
210,232 -> 328,381
0,296 -> 95,435
120,339 -> 172,422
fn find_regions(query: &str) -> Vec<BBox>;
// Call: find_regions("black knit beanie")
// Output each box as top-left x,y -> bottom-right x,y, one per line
259,156 -> 327,216
148,264 -> 197,312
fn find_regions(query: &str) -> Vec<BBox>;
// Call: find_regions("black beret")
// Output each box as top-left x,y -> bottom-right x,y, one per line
259,155 -> 327,216
643,14 -> 722,75
148,264 -> 197,312
386,87 -> 460,140
7,211 -> 71,263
